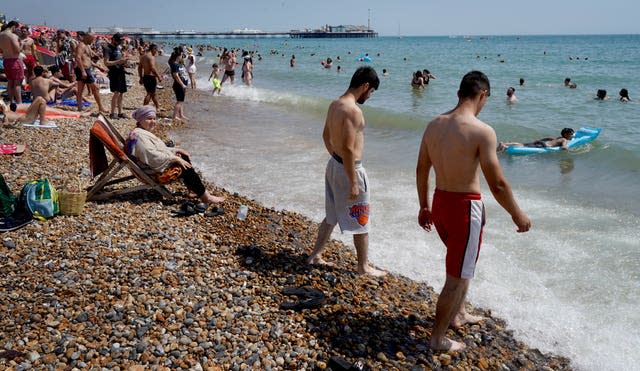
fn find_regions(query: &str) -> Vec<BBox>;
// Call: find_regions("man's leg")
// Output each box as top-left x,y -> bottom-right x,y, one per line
117,91 -> 124,115
76,81 -> 85,111
307,218 -> 335,266
91,84 -> 107,113
143,93 -> 151,105
150,93 -> 159,109
10,80 -> 22,104
110,91 -> 120,115
430,274 -> 469,351
353,233 -> 387,277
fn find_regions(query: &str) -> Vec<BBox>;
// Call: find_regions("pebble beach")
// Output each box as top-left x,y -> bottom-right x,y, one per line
0,77 -> 573,370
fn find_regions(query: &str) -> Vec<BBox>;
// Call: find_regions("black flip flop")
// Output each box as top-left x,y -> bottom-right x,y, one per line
204,206 -> 224,217
172,201 -> 198,217
280,286 -> 325,310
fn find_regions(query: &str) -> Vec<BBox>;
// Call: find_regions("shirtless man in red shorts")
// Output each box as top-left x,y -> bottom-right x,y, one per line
0,21 -> 24,103
20,25 -> 37,81
416,71 -> 531,351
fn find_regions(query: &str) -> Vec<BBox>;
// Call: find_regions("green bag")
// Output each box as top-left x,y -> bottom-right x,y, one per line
21,179 -> 59,220
0,174 -> 16,217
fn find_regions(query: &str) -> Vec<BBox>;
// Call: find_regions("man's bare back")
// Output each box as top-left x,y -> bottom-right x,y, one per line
30,76 -> 55,101
0,28 -> 20,58
324,95 -> 365,162
423,111 -> 494,194
139,52 -> 157,76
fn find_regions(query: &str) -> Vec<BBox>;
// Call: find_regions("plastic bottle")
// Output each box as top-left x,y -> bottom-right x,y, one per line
236,205 -> 248,220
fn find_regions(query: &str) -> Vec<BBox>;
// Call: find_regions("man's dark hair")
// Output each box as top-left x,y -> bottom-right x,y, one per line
561,128 -> 574,137
458,70 -> 490,99
33,65 -> 44,76
149,43 -> 157,51
349,66 -> 380,90
1,21 -> 19,31
48,65 -> 60,73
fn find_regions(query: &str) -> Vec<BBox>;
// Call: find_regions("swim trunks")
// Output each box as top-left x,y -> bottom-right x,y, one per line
3,58 -> 25,81
224,69 -> 235,77
172,82 -> 185,102
324,153 -> 370,234
432,189 -> 485,279
74,67 -> 96,84
524,140 -> 547,148
23,54 -> 37,71
108,69 -> 127,93
212,78 -> 221,90
142,75 -> 157,93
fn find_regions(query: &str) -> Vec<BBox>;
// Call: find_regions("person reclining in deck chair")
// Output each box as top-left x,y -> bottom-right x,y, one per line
126,105 -> 224,205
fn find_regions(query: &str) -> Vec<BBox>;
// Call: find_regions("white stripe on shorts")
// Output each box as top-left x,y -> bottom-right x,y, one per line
460,199 -> 484,279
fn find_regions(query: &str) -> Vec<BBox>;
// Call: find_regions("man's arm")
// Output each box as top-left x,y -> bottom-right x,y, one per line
337,109 -> 361,200
137,57 -> 144,83
479,127 -> 531,232
322,118 -> 333,155
416,128 -> 433,231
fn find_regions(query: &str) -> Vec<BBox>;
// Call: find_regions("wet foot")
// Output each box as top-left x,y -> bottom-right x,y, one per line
450,312 -> 485,328
430,337 -> 466,352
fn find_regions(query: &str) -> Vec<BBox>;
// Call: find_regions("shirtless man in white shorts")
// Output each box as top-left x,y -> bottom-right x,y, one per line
307,66 -> 387,277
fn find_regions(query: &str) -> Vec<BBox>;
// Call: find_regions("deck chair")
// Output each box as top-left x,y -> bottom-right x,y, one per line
87,115 -> 173,201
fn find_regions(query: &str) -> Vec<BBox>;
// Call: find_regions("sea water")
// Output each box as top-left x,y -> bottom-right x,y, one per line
161,35 -> 639,370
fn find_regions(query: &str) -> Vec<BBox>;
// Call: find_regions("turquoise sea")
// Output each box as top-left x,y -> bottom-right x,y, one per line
161,35 -> 638,370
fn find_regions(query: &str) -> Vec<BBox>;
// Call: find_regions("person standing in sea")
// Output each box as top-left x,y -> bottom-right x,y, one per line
307,66 -> 387,277
416,70 -> 531,351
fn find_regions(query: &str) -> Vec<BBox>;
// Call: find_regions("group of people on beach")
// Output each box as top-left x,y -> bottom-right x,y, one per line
309,66 -> 530,352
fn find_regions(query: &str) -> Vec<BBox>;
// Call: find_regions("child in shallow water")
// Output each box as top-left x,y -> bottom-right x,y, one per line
209,64 -> 222,95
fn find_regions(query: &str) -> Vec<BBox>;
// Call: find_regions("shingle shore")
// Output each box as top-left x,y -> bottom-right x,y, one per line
0,81 -> 572,370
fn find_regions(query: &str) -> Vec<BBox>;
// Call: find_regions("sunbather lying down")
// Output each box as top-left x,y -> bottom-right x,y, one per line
126,105 -> 224,206
1,97 -> 91,127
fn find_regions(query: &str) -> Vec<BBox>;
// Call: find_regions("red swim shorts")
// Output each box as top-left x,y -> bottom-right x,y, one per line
432,189 -> 485,279
23,54 -> 37,71
2,58 -> 25,81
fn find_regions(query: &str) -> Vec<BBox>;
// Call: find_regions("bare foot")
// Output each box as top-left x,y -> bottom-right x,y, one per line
180,116 -> 189,121
450,312 -> 485,328
202,195 -> 225,204
430,337 -> 466,352
307,256 -> 335,267
358,265 -> 388,277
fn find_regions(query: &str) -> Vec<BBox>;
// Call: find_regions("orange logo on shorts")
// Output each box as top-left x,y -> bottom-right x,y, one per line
348,203 -> 370,226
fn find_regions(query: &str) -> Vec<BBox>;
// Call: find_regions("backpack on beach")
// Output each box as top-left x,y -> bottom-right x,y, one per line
20,179 -> 59,220
0,174 -> 16,217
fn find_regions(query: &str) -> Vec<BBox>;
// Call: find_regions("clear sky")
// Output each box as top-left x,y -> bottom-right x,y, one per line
3,0 -> 639,36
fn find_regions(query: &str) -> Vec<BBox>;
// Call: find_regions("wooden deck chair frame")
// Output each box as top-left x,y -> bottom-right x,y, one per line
86,114 -> 173,201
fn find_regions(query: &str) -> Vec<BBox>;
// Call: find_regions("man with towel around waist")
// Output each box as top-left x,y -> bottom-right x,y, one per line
307,66 -> 387,277
416,70 -> 531,351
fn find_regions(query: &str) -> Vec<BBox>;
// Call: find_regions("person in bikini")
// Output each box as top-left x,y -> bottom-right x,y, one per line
307,66 -> 387,277
0,97 -> 53,127
497,128 -> 575,151
138,43 -> 162,109
416,71 -> 531,351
